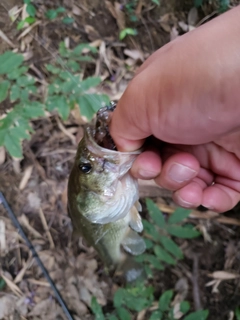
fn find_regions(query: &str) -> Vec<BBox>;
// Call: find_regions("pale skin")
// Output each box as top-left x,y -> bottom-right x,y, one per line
110,6 -> 240,213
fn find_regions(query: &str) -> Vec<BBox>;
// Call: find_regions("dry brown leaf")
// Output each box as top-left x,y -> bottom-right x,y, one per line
0,295 -> 16,319
137,309 -> 147,320
16,296 -> 28,317
208,271 -> 240,280
0,30 -> 15,48
72,4 -> 81,16
19,165 -> 33,190
14,258 -> 32,284
0,220 -> 6,256
105,1 -> 117,19
170,27 -> 179,41
124,49 -> 144,61
188,7 -> 199,26
114,2 -> 125,30
19,214 -> 42,239
1,272 -> 23,297
27,192 -> 41,210
17,20 -> 41,40
28,299 -> 51,317
39,207 -> 55,249
0,146 -> 6,165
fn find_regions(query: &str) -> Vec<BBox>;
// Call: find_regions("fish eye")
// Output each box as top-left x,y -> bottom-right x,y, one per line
79,163 -> 92,174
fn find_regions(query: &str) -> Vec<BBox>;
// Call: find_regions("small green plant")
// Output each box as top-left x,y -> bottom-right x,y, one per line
119,28 -> 138,40
17,0 -> 37,30
235,307 -> 240,320
45,6 -> 74,24
45,6 -> 66,20
135,199 -> 200,277
91,200 -> 205,320
91,286 -> 209,320
45,42 -> 109,120
194,0 -> 229,12
0,43 -> 109,158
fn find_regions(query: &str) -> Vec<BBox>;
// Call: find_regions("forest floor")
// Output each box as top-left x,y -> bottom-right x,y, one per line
0,1 -> 240,319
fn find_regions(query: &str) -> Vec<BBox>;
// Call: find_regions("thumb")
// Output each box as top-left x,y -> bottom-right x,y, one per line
110,73 -> 152,152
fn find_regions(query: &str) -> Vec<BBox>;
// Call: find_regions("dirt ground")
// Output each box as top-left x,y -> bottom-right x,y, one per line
0,0 -> 240,319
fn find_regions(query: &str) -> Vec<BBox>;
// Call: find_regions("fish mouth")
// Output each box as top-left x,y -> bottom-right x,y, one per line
85,126 -> 141,158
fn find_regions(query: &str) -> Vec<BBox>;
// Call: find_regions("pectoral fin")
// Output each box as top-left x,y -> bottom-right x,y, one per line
121,229 -> 146,256
129,204 -> 143,233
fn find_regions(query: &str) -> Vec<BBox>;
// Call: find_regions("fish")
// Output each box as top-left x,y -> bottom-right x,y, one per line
67,103 -> 146,281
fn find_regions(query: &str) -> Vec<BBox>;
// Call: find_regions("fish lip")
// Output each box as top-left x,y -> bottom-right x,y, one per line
85,126 -> 141,156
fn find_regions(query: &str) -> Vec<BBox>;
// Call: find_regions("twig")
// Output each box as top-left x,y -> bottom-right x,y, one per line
192,255 -> 202,310
39,207 -> 55,249
0,192 -> 74,320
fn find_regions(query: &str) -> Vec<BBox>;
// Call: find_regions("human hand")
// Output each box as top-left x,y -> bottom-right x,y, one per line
110,6 -> 240,213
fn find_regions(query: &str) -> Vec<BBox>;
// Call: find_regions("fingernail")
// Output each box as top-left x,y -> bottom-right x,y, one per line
201,203 -> 215,210
138,169 -> 158,179
168,163 -> 197,183
176,195 -> 194,208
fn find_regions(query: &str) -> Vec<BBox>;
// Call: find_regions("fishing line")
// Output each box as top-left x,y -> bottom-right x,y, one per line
0,192 -> 75,320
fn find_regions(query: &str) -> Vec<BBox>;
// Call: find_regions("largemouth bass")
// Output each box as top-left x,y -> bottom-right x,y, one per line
67,104 -> 146,281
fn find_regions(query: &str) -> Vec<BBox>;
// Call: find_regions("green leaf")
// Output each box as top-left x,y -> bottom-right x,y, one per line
4,131 -> 23,158
0,80 -> 10,102
20,88 -> 29,101
56,7 -> 66,13
146,198 -> 165,227
78,95 -> 96,120
72,43 -> 97,55
0,51 -> 24,75
119,28 -> 137,40
116,307 -> 131,320
45,9 -> 58,20
16,75 -> 35,87
62,17 -> 74,24
24,16 -> 36,24
180,301 -> 190,314
0,278 -> 5,291
91,297 -> 105,320
59,42 -> 69,57
168,207 -> 191,224
144,264 -> 153,277
184,310 -> 209,320
45,64 -> 61,74
107,316 -> 118,320
149,311 -> 163,320
7,66 -> 28,80
151,0 -> 160,5
235,307 -> 240,320
166,225 -> 200,239
17,20 -> 26,30
194,0 -> 203,7
140,253 -> 164,270
24,0 -> 31,4
11,126 -> 30,140
113,288 -> 125,308
159,236 -> 183,259
142,219 -> 160,241
26,3 -> 36,17
46,95 -> 70,120
10,84 -> 21,102
158,289 -> 173,312
144,239 -> 153,249
66,60 -> 80,72
81,77 -> 101,91
153,245 -> 176,265
22,101 -> 45,118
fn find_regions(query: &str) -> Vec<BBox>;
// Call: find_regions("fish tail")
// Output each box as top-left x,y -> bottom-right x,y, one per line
115,255 -> 146,283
